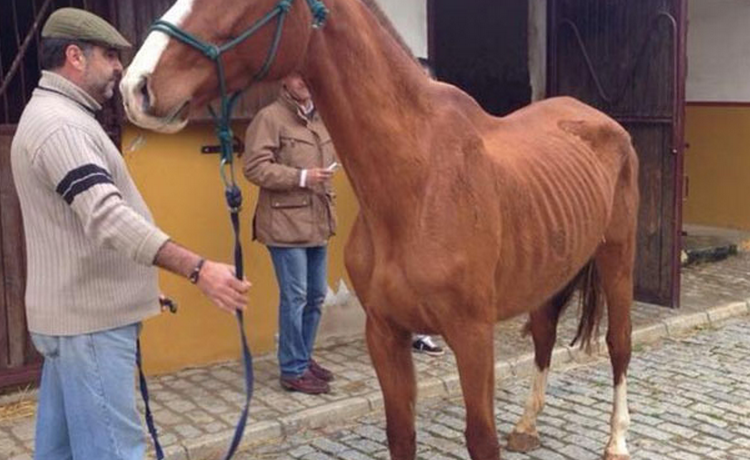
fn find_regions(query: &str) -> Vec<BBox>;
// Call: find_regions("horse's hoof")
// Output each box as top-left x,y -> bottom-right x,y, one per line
506,431 -> 541,452
603,454 -> 630,460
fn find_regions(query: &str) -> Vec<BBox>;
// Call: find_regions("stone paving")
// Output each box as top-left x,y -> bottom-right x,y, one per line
2,252 -> 750,460
239,316 -> 750,460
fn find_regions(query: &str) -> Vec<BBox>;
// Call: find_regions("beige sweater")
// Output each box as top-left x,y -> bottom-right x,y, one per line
11,71 -> 169,335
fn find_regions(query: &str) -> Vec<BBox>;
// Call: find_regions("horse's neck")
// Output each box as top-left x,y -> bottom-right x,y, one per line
302,0 -> 429,220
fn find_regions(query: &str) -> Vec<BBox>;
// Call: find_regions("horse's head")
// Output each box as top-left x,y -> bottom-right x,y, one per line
120,0 -> 317,133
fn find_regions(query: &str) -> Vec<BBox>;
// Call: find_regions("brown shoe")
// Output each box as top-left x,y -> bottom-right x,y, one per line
280,369 -> 330,394
309,359 -> 334,382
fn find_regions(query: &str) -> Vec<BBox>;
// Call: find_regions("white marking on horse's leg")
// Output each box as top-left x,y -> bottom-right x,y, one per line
605,377 -> 630,457
513,367 -> 549,436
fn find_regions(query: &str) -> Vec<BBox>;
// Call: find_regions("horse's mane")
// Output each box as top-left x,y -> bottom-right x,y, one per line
359,0 -> 416,60
236,0 -> 416,119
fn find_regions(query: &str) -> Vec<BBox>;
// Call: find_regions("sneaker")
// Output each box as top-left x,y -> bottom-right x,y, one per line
309,359 -> 334,382
280,369 -> 330,394
412,336 -> 445,356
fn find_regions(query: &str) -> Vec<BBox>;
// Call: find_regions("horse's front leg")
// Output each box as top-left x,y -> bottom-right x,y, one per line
445,322 -> 499,460
365,314 -> 417,460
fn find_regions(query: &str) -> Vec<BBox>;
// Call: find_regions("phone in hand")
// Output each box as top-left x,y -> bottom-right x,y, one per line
326,161 -> 340,172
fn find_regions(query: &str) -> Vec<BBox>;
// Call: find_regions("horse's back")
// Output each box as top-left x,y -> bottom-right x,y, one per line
494,97 -> 632,167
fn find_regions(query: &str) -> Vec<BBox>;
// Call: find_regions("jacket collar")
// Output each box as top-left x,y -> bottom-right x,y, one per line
37,70 -> 102,116
279,91 -> 317,123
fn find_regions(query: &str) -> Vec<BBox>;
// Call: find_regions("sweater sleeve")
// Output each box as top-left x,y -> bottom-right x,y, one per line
32,126 -> 169,266
242,111 -> 302,190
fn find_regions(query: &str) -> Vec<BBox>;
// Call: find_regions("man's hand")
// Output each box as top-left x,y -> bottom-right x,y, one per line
154,241 -> 251,314
195,261 -> 251,314
306,168 -> 334,186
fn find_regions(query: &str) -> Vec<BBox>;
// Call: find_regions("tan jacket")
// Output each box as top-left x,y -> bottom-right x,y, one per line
243,94 -> 337,247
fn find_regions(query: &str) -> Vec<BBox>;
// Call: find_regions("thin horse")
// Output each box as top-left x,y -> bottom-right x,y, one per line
120,1 -> 639,459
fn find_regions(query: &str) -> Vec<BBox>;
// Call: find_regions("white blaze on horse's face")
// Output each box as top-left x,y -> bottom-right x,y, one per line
120,0 -> 195,133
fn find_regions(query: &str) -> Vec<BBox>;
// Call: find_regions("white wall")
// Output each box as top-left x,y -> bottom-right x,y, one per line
376,0 -> 428,58
687,0 -> 750,102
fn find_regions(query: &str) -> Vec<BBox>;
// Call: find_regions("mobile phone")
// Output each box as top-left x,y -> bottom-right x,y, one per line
326,162 -> 340,171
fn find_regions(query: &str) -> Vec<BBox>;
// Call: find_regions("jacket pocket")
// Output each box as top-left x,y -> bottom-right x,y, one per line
279,135 -> 317,168
270,192 -> 314,244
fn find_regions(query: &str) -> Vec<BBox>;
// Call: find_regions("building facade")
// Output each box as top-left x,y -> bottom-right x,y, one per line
1,0 -> 744,385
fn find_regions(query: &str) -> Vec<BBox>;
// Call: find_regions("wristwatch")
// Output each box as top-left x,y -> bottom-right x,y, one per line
189,258 -> 206,284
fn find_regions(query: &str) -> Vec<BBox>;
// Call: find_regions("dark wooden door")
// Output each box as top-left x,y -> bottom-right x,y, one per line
547,0 -> 687,307
0,126 -> 41,389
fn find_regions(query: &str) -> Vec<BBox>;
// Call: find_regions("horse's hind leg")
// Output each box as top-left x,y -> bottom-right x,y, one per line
596,152 -> 638,460
596,240 -> 634,460
365,315 -> 417,460
444,322 -> 499,460
507,302 -> 563,452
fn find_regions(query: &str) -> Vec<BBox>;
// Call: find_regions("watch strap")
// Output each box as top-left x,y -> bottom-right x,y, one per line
189,258 -> 206,284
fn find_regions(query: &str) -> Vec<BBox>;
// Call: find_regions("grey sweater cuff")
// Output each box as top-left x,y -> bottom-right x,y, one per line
136,227 -> 171,266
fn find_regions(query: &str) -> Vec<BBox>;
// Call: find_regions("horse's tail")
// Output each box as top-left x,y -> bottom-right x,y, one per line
570,260 -> 605,353
522,260 -> 604,354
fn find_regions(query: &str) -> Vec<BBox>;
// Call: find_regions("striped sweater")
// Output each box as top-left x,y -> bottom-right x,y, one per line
11,71 -> 170,335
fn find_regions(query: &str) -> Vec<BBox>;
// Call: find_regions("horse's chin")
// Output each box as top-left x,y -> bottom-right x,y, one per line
153,117 -> 189,134
126,102 -> 190,134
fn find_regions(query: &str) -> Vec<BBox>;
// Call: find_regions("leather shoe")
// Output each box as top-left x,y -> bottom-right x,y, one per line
280,369 -> 330,394
309,359 -> 334,382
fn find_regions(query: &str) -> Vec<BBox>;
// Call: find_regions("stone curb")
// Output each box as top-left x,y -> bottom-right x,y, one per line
174,298 -> 750,460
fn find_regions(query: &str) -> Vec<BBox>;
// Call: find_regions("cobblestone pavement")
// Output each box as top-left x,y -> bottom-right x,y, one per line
2,253 -> 750,460
237,316 -> 750,460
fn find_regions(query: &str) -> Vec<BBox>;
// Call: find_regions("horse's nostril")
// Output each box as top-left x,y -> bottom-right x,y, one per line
137,76 -> 151,111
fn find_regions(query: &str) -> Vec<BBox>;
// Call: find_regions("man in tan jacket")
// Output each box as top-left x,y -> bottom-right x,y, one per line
243,73 -> 337,394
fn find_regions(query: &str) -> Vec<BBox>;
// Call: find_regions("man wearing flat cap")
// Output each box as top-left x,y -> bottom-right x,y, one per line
11,8 -> 251,460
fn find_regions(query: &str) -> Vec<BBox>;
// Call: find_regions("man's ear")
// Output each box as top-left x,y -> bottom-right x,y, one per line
65,44 -> 87,72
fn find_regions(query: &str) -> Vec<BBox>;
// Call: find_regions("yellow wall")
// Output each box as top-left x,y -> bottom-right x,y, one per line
683,105 -> 750,230
123,123 -> 359,374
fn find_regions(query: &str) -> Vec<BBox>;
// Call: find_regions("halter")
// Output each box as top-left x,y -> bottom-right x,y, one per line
135,2 -> 329,460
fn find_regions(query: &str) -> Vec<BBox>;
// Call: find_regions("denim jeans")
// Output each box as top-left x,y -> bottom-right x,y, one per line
31,323 -> 145,460
268,245 -> 328,378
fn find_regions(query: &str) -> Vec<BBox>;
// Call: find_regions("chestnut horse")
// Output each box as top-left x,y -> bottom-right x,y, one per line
120,0 -> 639,459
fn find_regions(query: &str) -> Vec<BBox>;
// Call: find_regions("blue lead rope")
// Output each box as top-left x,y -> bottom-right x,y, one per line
137,340 -> 164,459
221,185 -> 255,460
135,185 -> 254,460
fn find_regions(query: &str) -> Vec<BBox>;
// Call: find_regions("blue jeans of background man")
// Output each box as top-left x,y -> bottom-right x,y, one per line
31,323 -> 144,460
268,245 -> 328,379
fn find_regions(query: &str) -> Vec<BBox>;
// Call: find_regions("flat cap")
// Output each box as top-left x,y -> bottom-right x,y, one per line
42,7 -> 131,49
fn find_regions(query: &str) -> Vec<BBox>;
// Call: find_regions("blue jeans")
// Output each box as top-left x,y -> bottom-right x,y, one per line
268,246 -> 328,378
31,323 -> 145,460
